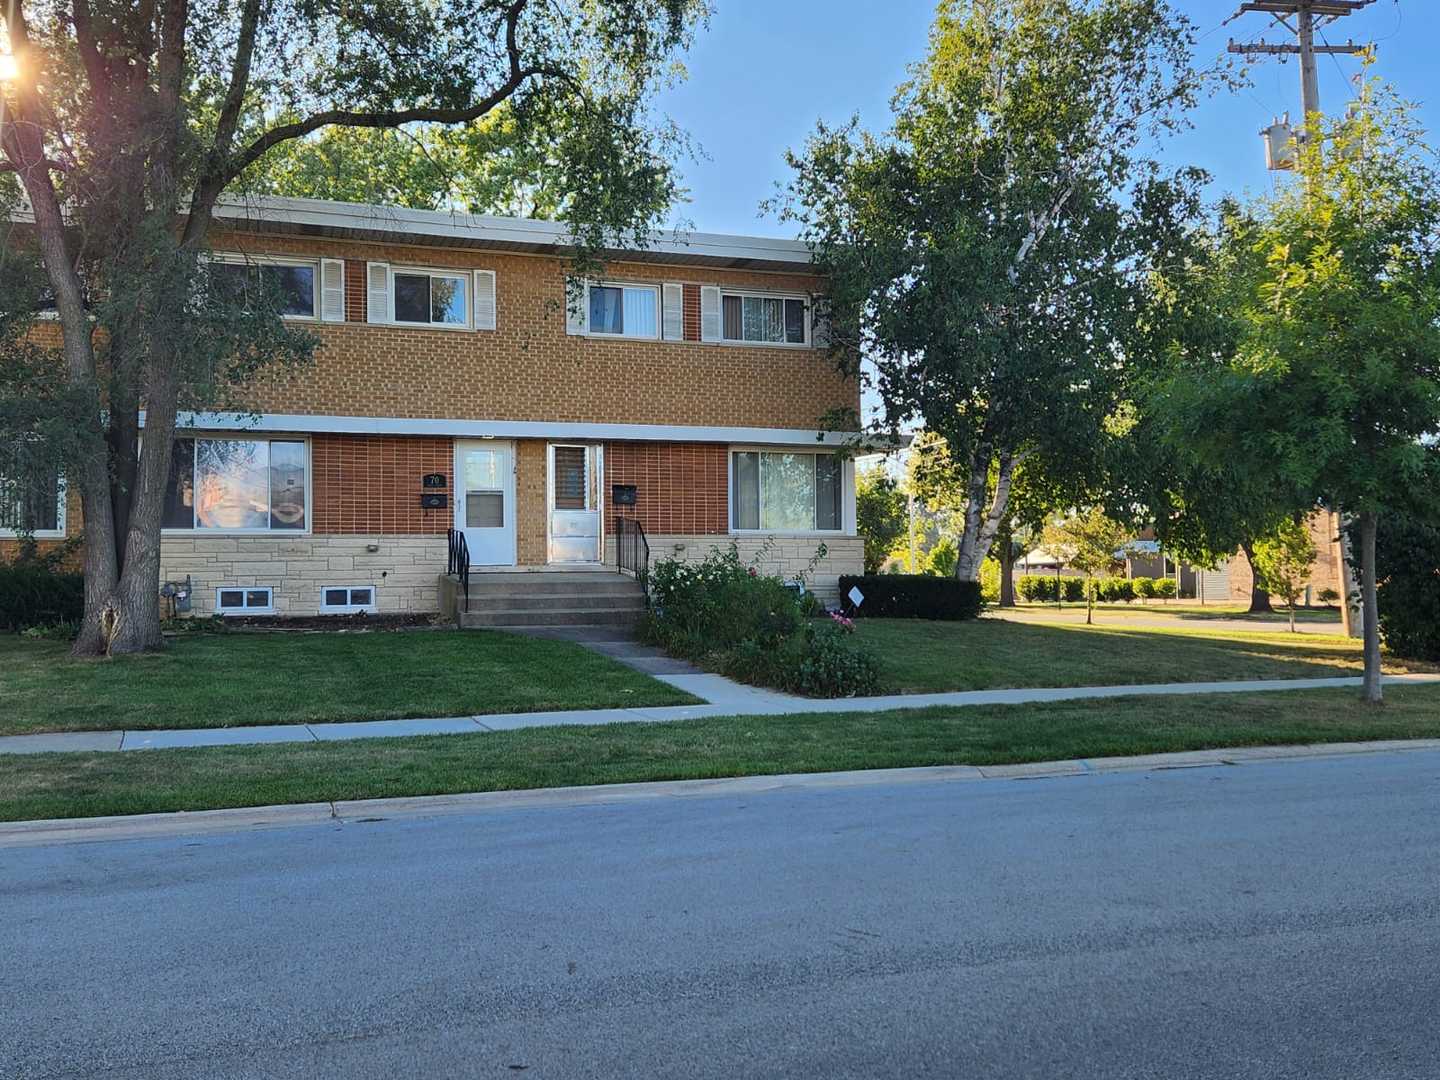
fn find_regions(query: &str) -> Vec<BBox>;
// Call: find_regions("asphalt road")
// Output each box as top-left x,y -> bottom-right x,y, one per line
4,752 -> 1440,1079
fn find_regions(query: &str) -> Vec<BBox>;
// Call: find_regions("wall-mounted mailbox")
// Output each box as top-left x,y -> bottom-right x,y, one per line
420,493 -> 448,510
611,484 -> 638,507
422,473 -> 447,489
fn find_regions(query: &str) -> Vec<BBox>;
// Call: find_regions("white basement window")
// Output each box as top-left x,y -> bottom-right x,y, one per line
216,587 -> 275,615
320,586 -> 377,614
731,450 -> 842,533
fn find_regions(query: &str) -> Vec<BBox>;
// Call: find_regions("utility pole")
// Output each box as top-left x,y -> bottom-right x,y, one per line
1226,2 -> 1375,637
1226,1 -> 1375,151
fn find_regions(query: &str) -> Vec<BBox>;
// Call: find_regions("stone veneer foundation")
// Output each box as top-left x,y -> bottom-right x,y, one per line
159,534 -> 448,617
606,534 -> 865,607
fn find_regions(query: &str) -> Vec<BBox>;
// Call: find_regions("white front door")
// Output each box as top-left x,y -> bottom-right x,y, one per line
454,440 -> 516,566
548,443 -> 603,563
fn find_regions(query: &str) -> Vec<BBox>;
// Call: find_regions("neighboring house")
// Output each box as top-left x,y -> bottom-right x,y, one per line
5,196 -> 864,616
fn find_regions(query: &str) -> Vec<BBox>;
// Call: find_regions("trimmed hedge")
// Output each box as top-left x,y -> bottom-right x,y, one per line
0,565 -> 84,632
838,574 -> 983,621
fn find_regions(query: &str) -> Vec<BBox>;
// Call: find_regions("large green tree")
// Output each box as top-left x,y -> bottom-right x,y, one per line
770,0 -> 1209,582
0,0 -> 702,656
1145,85 -> 1440,703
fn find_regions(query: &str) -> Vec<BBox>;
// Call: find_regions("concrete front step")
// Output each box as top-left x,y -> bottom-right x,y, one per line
462,608 -> 643,629
467,580 -> 644,599
464,593 -> 646,614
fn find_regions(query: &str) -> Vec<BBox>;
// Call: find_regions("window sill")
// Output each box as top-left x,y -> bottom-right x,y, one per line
0,531 -> 67,540
161,529 -> 312,537
382,320 -> 474,332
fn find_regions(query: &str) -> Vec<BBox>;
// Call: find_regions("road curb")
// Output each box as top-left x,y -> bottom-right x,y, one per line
5,738 -> 1440,847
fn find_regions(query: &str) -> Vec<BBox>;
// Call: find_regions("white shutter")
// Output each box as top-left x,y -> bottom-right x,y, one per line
811,295 -> 832,349
366,262 -> 390,324
565,277 -> 588,335
473,269 -> 496,331
661,282 -> 684,341
700,285 -> 722,342
320,259 -> 346,322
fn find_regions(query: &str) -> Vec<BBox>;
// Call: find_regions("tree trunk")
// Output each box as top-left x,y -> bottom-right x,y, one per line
999,528 -> 1017,608
1240,542 -> 1273,613
1358,512 -> 1383,705
1085,578 -> 1094,625
955,449 -> 1020,581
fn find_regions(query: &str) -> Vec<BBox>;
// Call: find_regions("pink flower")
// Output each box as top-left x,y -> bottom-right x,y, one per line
748,567 -> 757,577
828,611 -> 856,633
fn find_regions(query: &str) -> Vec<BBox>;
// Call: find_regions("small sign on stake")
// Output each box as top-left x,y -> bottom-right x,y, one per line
847,585 -> 865,610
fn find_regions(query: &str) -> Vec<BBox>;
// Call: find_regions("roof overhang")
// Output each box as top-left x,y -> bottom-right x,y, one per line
210,196 -> 817,273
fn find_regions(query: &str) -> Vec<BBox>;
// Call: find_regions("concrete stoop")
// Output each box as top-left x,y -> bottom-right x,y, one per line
454,571 -> 646,630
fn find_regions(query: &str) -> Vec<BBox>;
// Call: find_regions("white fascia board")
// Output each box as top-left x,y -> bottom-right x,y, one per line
210,196 -> 814,268
167,411 -> 860,448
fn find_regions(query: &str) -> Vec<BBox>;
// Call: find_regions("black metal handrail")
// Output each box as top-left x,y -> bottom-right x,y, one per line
447,527 -> 470,610
615,516 -> 650,595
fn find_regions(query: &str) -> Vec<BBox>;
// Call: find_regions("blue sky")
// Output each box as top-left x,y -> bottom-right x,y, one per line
659,0 -> 1434,237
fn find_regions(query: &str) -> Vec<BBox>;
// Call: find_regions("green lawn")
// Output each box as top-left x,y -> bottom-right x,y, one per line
0,631 -> 699,737
3,683 -> 1438,822
854,618 -> 1433,694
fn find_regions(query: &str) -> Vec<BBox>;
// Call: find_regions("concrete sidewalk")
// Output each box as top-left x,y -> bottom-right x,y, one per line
4,671 -> 1437,756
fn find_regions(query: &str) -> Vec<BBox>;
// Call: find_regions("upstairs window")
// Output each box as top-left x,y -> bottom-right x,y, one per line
162,437 -> 308,532
721,293 -> 807,346
392,269 -> 469,327
731,451 -> 842,533
211,257 -> 317,319
588,283 -> 658,339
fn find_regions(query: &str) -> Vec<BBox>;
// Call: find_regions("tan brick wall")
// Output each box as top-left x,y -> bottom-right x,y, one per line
1226,511 -> 1345,603
604,441 -> 729,536
159,534 -> 446,616
311,433 -> 452,535
515,439 -> 548,565
611,534 -> 865,607
214,230 -> 858,432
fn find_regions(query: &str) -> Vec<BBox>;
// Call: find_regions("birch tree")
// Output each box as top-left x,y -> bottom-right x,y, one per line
770,0 -> 1209,581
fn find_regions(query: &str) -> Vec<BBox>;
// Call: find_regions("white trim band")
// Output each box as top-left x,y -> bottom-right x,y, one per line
166,411 -> 866,449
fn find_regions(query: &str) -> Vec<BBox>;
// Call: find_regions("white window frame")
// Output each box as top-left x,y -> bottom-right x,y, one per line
718,290 -> 811,349
319,585 -> 379,614
389,265 -> 474,330
210,253 -> 322,322
728,446 -> 848,536
215,586 -> 276,616
583,280 -> 662,341
0,476 -> 66,539
159,434 -> 313,537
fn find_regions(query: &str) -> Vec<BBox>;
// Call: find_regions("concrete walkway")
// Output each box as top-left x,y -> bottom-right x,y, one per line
4,665 -> 1437,756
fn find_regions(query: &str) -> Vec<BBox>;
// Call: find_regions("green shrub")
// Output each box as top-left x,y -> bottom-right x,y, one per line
837,574 -> 983,620
1155,578 -> 1179,600
643,544 -> 878,697
1104,578 -> 1136,603
1134,576 -> 1157,600
979,557 -> 1001,604
1361,514 -> 1440,661
0,565 -> 85,632
1062,577 -> 1085,603
922,537 -> 958,578
1317,587 -> 1341,606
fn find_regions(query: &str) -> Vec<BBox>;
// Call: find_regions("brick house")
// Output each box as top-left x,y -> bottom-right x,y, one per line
3,196 -> 864,618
